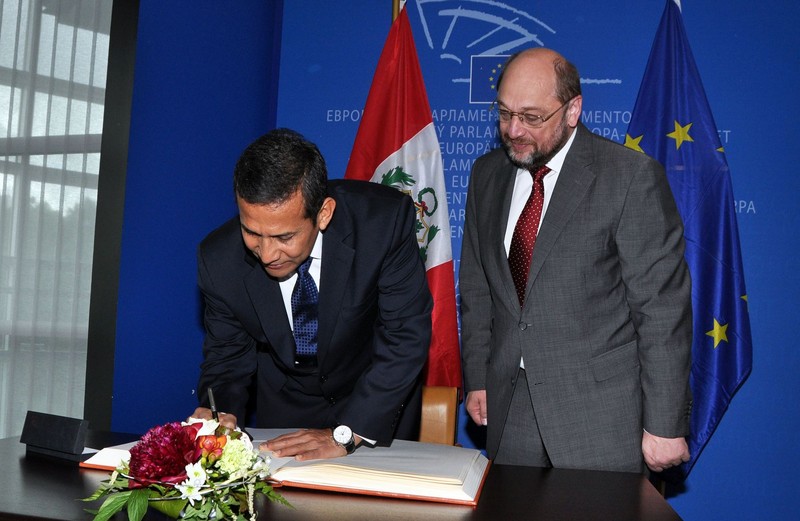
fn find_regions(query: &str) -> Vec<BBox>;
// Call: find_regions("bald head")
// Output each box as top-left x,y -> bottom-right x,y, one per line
498,48 -> 581,105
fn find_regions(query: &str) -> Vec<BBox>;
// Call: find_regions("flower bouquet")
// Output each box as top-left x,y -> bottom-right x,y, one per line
82,419 -> 289,520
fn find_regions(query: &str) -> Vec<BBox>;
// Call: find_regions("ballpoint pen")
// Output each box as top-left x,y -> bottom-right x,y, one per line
207,387 -> 219,422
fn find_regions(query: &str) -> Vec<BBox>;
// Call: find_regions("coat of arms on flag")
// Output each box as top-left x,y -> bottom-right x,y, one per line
345,5 -> 462,390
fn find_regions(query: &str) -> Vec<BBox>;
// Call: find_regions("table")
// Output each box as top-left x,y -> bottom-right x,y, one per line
0,433 -> 681,520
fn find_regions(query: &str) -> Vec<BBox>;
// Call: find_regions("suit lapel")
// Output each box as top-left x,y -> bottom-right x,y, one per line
316,211 -> 355,367
486,159 -> 522,308
525,126 -> 595,303
243,254 -> 296,368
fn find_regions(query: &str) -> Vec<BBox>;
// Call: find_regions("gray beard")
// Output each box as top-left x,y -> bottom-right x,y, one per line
503,118 -> 571,171
505,145 -> 551,171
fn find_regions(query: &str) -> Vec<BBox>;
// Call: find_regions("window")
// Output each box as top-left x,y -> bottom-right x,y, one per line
0,0 -> 112,437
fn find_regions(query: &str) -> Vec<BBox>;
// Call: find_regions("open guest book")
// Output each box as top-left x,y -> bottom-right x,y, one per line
81,428 -> 490,507
250,429 -> 490,506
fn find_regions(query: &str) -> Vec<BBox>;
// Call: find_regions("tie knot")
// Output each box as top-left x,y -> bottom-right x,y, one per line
530,165 -> 550,182
297,257 -> 313,276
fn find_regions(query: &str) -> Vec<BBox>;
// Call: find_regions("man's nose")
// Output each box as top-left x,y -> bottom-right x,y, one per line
255,239 -> 279,264
505,117 -> 526,138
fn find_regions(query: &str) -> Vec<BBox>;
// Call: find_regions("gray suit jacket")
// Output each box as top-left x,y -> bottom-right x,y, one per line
459,124 -> 692,472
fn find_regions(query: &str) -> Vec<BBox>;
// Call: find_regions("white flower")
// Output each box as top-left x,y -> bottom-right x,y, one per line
175,483 -> 204,505
240,432 -> 254,451
184,461 -> 207,488
182,417 -> 219,437
252,457 -> 270,479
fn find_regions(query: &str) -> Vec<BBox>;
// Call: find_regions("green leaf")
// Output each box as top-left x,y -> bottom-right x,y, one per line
427,225 -> 440,242
91,491 -> 131,521
268,489 -> 294,508
149,497 -> 188,519
258,484 -> 293,508
380,167 -> 415,188
217,499 -> 236,518
186,500 -> 212,519
82,475 -> 129,503
81,486 -> 111,502
150,483 -> 169,495
126,488 -> 150,521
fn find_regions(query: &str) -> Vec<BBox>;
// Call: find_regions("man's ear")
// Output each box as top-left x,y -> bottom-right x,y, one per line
316,197 -> 336,231
566,95 -> 583,127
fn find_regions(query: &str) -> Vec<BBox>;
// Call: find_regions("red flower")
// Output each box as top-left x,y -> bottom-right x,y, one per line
183,421 -> 203,440
197,434 -> 227,464
128,422 -> 201,487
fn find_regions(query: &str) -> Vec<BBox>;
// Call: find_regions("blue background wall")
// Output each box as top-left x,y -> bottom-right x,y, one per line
110,1 -> 798,519
110,1 -> 281,429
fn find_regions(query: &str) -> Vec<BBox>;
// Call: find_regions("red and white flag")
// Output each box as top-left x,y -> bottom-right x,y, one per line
344,5 -> 461,390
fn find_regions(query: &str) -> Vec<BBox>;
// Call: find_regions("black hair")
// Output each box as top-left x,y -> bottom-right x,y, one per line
233,128 -> 327,219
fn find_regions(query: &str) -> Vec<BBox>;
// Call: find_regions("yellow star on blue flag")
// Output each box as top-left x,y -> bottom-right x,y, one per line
470,55 -> 508,104
667,120 -> 694,149
624,134 -> 645,153
705,318 -> 729,348
625,0 -> 752,477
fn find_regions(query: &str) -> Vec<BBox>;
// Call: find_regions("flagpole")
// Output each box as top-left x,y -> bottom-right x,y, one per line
392,0 -> 400,22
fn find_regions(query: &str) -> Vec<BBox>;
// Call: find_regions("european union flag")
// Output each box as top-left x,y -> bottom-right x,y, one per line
625,0 -> 752,475
469,55 -> 508,104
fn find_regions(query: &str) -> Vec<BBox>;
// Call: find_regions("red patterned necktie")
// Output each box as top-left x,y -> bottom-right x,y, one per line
508,165 -> 550,307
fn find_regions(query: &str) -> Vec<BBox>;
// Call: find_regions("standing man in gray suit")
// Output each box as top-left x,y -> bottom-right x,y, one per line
459,48 -> 692,473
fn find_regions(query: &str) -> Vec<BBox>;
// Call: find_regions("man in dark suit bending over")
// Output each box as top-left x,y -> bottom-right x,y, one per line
459,48 -> 692,473
192,129 -> 432,460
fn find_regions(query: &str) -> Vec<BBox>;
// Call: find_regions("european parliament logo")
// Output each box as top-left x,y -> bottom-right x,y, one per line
470,55 -> 508,104
414,0 -> 554,100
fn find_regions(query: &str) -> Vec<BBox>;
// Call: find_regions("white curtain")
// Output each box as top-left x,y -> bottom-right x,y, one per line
0,0 -> 112,438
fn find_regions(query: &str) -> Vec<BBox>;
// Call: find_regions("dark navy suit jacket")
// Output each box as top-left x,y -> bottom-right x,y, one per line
197,179 -> 432,442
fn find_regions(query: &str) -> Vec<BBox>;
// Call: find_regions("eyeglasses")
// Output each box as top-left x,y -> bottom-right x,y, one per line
491,99 -> 571,128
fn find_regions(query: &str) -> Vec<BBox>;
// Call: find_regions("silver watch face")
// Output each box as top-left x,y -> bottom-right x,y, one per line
333,425 -> 352,444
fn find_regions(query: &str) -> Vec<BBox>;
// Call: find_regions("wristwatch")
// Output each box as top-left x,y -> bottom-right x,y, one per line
332,425 -> 357,454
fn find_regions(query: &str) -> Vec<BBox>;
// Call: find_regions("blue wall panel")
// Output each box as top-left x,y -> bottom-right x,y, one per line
112,1 -> 279,431
115,1 -> 798,519
275,1 -> 799,519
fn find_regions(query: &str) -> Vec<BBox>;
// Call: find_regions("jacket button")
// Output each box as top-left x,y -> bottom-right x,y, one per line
328,396 -> 336,405
518,322 -> 528,330
319,374 -> 327,383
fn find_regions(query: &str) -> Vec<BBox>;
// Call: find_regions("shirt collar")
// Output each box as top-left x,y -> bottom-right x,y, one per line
309,230 -> 323,260
545,126 -> 578,175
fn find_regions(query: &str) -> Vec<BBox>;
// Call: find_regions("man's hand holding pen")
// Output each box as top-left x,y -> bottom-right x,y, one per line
189,390 -> 358,461
207,388 -> 220,422
189,388 -> 239,430
189,407 -> 238,430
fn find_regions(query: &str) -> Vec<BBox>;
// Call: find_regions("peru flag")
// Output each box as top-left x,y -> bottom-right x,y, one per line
344,6 -> 461,390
